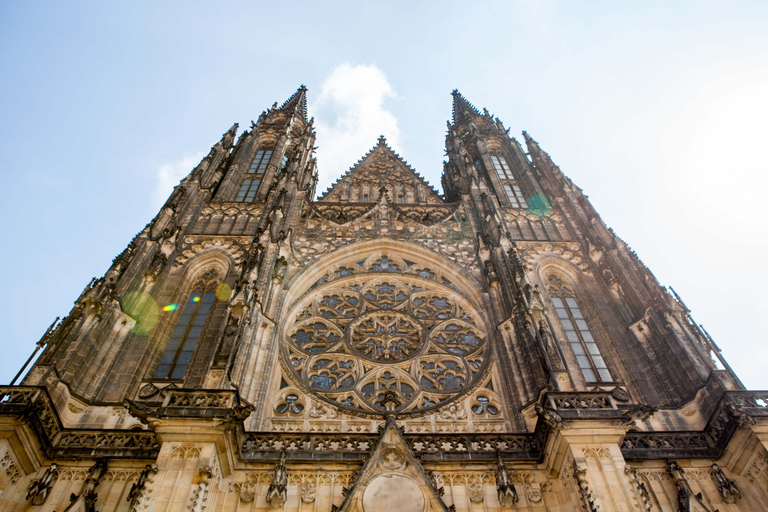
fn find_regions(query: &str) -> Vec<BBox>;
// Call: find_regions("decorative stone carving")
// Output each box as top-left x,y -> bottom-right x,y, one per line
438,403 -> 467,420
266,452 -> 288,508
273,256 -> 288,281
666,460 -> 715,512
711,463 -> 742,503
534,404 -> 564,430
624,465 -> 652,512
573,462 -> 598,512
468,482 -> 485,502
308,399 -> 338,419
725,402 -> 755,429
300,482 -> 317,503
25,463 -> 58,505
496,455 -> 518,507
70,459 -> 108,512
138,383 -> 159,399
611,387 -> 630,402
127,463 -> 158,511
380,447 -> 406,470
526,482 -> 543,503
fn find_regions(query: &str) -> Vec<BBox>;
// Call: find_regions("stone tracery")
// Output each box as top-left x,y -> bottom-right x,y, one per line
282,253 -> 490,416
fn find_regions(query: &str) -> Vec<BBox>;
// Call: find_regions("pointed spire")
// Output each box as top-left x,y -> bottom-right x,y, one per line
278,85 -> 308,121
451,89 -> 481,124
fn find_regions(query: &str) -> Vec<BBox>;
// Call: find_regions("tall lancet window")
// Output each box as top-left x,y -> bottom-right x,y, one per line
154,270 -> 219,380
490,155 -> 528,208
547,274 -> 613,382
236,149 -> 273,202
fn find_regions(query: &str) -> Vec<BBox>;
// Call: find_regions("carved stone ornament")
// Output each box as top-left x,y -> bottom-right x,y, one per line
712,463 -> 742,503
300,482 -> 317,503
266,451 -> 288,508
611,387 -> 630,402
438,403 -> 467,420
526,483 -> 543,503
496,455 -> 519,507
380,447 -> 406,470
25,463 -> 58,505
138,383 -> 160,399
573,462 -> 598,512
239,486 -> 255,503
468,482 -> 485,502
534,403 -> 564,430
127,463 -> 158,510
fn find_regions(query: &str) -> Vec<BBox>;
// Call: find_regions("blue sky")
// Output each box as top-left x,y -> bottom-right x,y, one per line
1,1 -> 767,389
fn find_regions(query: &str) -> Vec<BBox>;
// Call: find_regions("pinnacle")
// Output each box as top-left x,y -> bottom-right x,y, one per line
277,85 -> 308,121
450,89 -> 481,124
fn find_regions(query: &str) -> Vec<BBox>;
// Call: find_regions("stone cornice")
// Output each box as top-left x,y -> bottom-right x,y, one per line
2,387 -> 765,463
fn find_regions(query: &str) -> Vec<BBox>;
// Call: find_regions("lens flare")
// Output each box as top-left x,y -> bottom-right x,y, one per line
120,291 -> 160,334
528,193 -> 553,218
216,283 -> 233,302
192,296 -> 201,303
162,304 -> 179,312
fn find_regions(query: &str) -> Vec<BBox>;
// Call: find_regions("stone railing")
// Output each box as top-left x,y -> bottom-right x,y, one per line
546,392 -> 617,411
3,386 -> 766,463
0,386 -> 159,459
239,432 -> 378,462
621,390 -> 768,460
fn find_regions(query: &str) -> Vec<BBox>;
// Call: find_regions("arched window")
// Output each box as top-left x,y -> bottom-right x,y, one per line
236,149 -> 273,202
547,275 -> 613,382
154,270 -> 219,379
490,155 -> 528,208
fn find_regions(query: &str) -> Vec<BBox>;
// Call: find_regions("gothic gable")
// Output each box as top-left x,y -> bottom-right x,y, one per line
319,136 -> 444,204
337,418 -> 450,512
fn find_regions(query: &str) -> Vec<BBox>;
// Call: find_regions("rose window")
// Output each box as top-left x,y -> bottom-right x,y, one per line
282,257 -> 490,416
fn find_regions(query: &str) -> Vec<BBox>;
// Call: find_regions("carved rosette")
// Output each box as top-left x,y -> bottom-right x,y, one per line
281,254 -> 491,416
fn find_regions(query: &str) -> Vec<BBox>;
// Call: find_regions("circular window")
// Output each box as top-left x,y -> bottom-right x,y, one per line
282,260 -> 490,416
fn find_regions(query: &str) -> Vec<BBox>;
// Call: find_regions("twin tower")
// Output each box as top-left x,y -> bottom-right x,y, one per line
0,86 -> 766,512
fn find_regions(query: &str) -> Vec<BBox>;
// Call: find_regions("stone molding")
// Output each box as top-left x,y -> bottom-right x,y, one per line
3,387 -> 766,463
0,386 -> 158,459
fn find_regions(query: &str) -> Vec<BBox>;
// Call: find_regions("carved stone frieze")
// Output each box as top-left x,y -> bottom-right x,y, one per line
174,235 -> 251,268
518,242 -> 590,273
293,206 -> 476,269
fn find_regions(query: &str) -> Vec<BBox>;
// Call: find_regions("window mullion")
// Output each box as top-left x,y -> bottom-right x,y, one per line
565,303 -> 599,379
169,297 -> 202,377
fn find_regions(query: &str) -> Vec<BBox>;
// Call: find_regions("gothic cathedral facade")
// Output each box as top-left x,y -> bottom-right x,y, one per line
1,87 -> 766,512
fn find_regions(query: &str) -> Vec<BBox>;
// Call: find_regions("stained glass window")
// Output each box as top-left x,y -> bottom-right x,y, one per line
548,275 -> 613,382
154,273 -> 218,379
236,149 -> 273,202
491,155 -> 528,208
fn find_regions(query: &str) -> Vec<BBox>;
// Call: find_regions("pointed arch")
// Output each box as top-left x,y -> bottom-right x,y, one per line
153,269 -> 220,379
536,261 -> 613,383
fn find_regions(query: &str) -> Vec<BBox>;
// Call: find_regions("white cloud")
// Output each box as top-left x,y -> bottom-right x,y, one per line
152,152 -> 205,209
312,64 -> 401,195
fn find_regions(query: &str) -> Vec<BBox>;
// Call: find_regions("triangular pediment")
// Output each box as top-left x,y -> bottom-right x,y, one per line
337,418 -> 449,512
319,136 -> 443,204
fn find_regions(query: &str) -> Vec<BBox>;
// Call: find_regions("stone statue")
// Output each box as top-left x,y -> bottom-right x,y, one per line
273,256 -> 288,281
712,463 -> 742,503
26,463 -> 58,505
496,454 -> 518,507
266,451 -> 288,508
127,464 -> 158,510
82,459 -> 108,512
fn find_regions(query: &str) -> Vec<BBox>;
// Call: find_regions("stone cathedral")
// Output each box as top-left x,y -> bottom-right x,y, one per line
1,87 -> 766,512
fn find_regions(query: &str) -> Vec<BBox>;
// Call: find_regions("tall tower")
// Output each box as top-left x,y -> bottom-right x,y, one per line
0,88 -> 766,512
